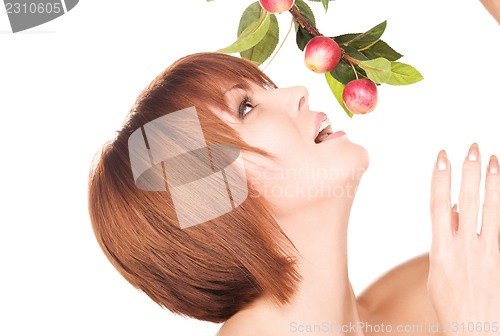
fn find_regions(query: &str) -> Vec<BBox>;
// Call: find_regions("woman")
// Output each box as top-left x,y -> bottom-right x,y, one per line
481,0 -> 500,23
88,52 -> 500,335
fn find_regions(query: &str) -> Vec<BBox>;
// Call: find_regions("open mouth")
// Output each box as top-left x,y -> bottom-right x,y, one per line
314,118 -> 333,143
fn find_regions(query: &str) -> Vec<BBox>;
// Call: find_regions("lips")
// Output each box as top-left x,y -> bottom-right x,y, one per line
321,130 -> 346,142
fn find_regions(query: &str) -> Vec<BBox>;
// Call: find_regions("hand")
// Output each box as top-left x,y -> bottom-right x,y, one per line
480,0 -> 500,24
428,143 -> 500,335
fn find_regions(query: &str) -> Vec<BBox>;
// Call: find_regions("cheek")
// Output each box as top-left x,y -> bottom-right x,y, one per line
240,122 -> 306,159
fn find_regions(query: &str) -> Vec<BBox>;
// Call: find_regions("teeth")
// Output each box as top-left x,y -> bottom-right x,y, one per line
315,118 -> 333,143
318,119 -> 331,133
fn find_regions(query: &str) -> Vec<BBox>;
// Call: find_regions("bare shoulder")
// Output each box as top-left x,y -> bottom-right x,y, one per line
358,253 -> 430,311
215,311 -> 268,336
216,321 -> 253,336
357,253 -> 442,336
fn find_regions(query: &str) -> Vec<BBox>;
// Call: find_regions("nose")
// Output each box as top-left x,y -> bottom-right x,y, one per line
296,86 -> 309,114
271,86 -> 309,118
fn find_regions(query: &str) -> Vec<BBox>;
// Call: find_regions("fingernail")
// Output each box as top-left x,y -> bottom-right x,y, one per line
467,143 -> 479,161
437,150 -> 447,171
489,155 -> 499,174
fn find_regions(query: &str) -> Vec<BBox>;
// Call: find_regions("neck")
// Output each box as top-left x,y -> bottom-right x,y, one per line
251,195 -> 365,336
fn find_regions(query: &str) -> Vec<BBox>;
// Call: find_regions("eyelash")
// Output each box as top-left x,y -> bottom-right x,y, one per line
238,96 -> 255,119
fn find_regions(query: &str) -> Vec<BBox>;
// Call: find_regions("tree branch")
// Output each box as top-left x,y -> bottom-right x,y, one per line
288,6 -> 321,37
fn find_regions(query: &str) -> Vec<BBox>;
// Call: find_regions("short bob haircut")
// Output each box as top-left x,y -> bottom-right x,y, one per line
88,52 -> 300,323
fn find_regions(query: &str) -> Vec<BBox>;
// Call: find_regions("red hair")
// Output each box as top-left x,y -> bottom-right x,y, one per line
88,52 -> 300,322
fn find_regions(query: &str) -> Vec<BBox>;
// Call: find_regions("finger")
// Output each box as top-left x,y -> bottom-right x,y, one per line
451,203 -> 458,232
458,143 -> 482,237
430,150 -> 453,243
481,155 -> 500,250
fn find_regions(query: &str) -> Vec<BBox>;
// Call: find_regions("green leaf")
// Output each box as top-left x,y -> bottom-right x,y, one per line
331,60 -> 357,84
331,46 -> 370,84
325,72 -> 353,118
358,57 -> 392,84
296,29 -> 313,51
238,2 -> 262,36
238,2 -> 279,65
344,21 -> 387,49
361,39 -> 403,61
330,60 -> 367,84
321,0 -> 329,12
352,64 -> 368,80
334,33 -> 360,45
342,45 -> 369,61
295,0 -> 316,26
357,58 -> 423,85
217,10 -> 271,54
385,62 -> 424,85
294,0 -> 316,51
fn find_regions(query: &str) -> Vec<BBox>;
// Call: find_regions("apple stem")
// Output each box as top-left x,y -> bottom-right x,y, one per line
262,18 -> 294,71
343,54 -> 361,65
347,59 -> 358,79
289,6 -> 321,37
344,54 -> 362,79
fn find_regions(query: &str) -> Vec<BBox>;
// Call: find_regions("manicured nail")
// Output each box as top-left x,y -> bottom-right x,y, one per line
489,155 -> 499,174
467,143 -> 479,161
437,150 -> 447,171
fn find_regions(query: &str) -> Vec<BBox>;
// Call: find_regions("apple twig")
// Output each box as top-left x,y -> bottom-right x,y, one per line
343,54 -> 361,65
288,6 -> 321,37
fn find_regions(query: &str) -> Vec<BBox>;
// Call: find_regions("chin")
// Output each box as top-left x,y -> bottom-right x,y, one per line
319,137 -> 369,189
349,141 -> 370,173
326,135 -> 368,165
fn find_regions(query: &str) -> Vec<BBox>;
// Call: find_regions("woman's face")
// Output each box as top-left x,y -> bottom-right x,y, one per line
218,81 -> 369,216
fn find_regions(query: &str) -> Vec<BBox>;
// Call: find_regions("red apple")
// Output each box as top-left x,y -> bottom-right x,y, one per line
342,79 -> 378,114
259,0 -> 295,14
304,36 -> 342,74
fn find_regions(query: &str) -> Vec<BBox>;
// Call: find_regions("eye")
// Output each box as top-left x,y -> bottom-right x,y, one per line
238,96 -> 254,119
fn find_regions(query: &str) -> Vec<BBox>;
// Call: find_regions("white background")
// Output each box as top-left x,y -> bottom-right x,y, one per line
0,0 -> 499,335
